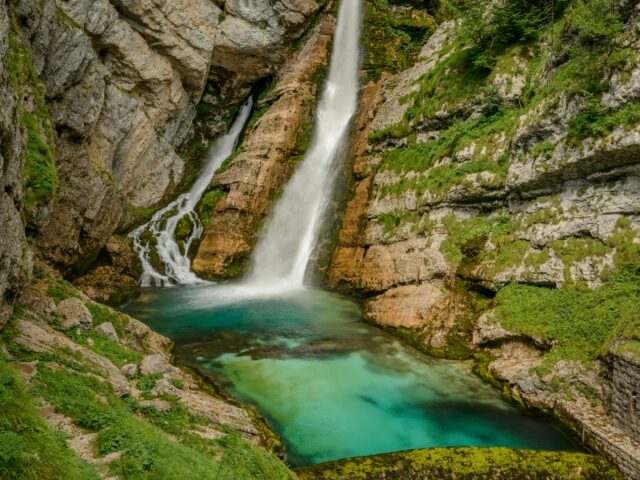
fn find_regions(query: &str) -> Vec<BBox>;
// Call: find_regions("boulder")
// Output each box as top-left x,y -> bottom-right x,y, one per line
17,283 -> 56,318
152,378 -> 181,397
140,354 -> 172,375
95,322 -> 119,342
57,298 -> 93,330
120,363 -> 138,378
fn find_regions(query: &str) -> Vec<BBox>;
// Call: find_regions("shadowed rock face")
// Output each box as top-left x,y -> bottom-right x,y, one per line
0,0 -> 323,317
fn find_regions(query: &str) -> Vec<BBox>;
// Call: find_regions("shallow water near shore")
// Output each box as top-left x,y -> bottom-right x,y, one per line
122,284 -> 578,466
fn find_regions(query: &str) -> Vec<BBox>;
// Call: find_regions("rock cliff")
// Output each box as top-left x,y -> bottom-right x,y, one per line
0,0 -> 324,321
327,1 -> 640,477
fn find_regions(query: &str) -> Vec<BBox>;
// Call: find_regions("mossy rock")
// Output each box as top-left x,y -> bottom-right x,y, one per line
296,447 -> 623,480
175,214 -> 194,241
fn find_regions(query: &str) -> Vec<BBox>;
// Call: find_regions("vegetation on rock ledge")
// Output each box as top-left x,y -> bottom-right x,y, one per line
297,446 -> 623,480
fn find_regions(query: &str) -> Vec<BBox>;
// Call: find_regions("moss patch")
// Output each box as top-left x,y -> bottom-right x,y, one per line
363,0 -> 436,82
297,446 -> 622,479
492,266 -> 640,369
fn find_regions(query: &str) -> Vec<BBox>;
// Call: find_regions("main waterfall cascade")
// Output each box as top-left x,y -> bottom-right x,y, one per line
246,0 -> 363,290
131,0 -> 361,289
129,98 -> 253,286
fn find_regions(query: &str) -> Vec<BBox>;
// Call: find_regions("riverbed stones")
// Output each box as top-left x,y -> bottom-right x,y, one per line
57,298 -> 93,330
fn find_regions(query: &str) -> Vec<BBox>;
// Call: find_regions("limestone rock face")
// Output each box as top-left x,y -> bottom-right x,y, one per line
325,10 -> 640,478
0,0 -> 324,318
328,11 -> 640,331
109,0 -> 221,97
211,0 -> 324,98
193,16 -> 336,277
0,1 -> 30,327
72,236 -> 142,306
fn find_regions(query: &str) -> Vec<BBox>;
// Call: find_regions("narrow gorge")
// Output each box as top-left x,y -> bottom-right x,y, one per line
1,0 -> 639,479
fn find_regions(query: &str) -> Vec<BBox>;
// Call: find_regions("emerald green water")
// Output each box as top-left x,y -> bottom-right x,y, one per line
123,285 -> 578,466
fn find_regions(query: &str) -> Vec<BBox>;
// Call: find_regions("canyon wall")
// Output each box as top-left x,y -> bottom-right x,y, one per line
0,0 -> 325,321
328,1 -> 640,477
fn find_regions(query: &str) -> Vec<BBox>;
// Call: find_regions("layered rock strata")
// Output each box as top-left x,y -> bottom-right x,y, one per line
328,6 -> 640,478
0,0 -> 324,319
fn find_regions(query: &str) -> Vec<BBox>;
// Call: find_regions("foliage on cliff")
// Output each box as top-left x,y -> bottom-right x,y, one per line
7,17 -> 58,216
493,265 -> 640,368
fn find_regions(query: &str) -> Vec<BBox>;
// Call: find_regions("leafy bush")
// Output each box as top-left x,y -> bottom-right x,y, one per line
566,0 -> 623,45
460,0 -> 570,70
363,0 -> 435,81
567,101 -> 640,143
137,374 -> 163,392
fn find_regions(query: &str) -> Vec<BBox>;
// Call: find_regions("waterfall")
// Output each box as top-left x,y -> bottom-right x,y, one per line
245,0 -> 362,291
129,98 -> 253,286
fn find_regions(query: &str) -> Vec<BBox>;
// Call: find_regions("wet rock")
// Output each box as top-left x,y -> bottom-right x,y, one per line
73,236 -> 141,306
193,16 -> 336,277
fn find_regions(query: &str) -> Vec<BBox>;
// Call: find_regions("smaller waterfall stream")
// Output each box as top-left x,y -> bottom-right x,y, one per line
130,98 -> 253,286
245,0 -> 362,291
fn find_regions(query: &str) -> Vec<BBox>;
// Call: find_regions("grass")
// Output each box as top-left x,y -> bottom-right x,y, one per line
68,329 -> 143,368
566,101 -> 640,143
0,359 -> 100,480
26,355 -> 293,480
46,276 -> 80,304
492,266 -> 640,369
376,109 -> 517,200
22,112 -> 57,205
439,214 -> 515,264
86,302 -> 126,337
297,446 -> 622,480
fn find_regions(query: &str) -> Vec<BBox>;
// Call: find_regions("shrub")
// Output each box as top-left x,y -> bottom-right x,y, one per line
493,266 -> 640,367
460,0 -> 570,70
566,0 -> 623,45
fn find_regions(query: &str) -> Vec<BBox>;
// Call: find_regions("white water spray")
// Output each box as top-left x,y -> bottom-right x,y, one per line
130,98 -> 253,286
245,0 -> 362,291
